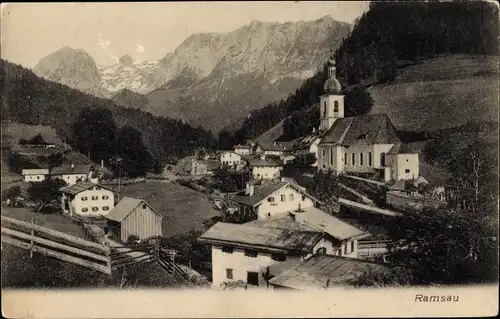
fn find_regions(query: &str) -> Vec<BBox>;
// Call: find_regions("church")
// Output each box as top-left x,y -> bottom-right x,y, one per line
252,57 -> 420,182
316,58 -> 419,181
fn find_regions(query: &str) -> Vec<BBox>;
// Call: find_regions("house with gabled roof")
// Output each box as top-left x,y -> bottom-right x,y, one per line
228,181 -> 321,222
50,164 -> 96,186
242,155 -> 283,181
198,205 -> 368,289
60,181 -> 115,217
104,197 -> 163,243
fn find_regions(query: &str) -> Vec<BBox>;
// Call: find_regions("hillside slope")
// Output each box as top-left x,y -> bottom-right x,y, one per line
368,55 -> 499,131
145,16 -> 350,131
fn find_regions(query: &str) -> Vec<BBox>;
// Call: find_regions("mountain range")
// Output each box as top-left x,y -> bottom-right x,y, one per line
32,16 -> 351,132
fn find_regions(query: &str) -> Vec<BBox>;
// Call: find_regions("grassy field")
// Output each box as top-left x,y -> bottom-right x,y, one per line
369,54 -> 499,131
120,180 -> 219,237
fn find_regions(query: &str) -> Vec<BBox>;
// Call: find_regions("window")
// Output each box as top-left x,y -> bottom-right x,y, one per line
334,101 -> 339,112
81,196 -> 88,201
226,268 -> 233,279
323,103 -> 326,117
380,153 -> 386,166
222,246 -> 234,254
81,207 -> 88,212
91,196 -> 98,200
316,247 -> 327,255
344,244 -> 348,255
360,153 -> 364,166
37,176 -> 40,180
280,195 -> 285,202
247,271 -> 259,286
368,152 -> 372,166
244,250 -> 258,258
344,153 -> 347,165
267,213 -> 271,217
271,254 -> 286,262
289,194 -> 294,201
142,204 -> 147,209
405,169 -> 410,173
102,206 -> 109,211
330,149 -> 333,165
102,195 -> 109,200
92,207 -> 99,212
352,153 -> 355,165
337,248 -> 342,256
351,241 -> 355,253
322,149 -> 326,157
267,197 -> 275,202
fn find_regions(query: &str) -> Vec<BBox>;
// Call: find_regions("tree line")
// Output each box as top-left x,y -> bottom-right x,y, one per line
220,1 -> 498,148
1,59 -> 216,168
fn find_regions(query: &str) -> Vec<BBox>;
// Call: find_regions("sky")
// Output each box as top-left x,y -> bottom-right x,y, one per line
1,2 -> 369,68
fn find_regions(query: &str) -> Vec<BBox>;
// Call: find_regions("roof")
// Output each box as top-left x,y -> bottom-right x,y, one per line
324,76 -> 342,95
50,165 -> 93,175
105,197 -> 162,222
198,222 -> 323,254
388,143 -> 417,155
294,131 -> 320,150
246,156 -> 283,167
22,168 -> 49,175
246,207 -> 367,241
268,254 -> 390,290
60,181 -> 114,196
319,114 -> 401,146
234,144 -> 251,149
231,181 -> 320,207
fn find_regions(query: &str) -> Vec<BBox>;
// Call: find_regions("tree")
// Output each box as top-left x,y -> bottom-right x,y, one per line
344,87 -> 374,117
27,179 -> 67,213
72,107 -> 117,163
212,167 -> 239,193
2,186 -> 22,202
113,126 -> 153,178
47,152 -> 63,169
308,170 -> 341,214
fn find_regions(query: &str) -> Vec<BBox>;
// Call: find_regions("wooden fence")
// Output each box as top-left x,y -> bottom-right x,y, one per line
1,216 -> 112,274
1,216 -> 193,282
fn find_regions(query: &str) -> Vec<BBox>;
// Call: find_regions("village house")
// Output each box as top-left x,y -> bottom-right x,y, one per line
219,151 -> 246,171
60,181 -> 115,217
174,156 -> 220,176
50,164 -> 97,186
268,254 -> 389,290
243,155 -> 283,181
198,207 -> 368,288
293,130 -> 320,167
22,168 -> 49,182
104,197 -> 163,243
233,144 -> 252,155
316,59 -> 419,181
385,176 -> 448,211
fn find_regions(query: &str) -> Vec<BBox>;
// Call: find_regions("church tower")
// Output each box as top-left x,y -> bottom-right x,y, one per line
319,56 -> 344,132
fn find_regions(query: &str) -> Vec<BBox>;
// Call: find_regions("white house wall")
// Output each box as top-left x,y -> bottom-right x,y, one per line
252,166 -> 282,180
344,144 -> 376,174
211,246 -> 302,288
24,174 -> 47,182
67,188 -> 115,217
53,173 -> 90,186
372,144 -> 395,168
256,185 -> 315,219
220,152 -> 243,166
389,153 -> 419,181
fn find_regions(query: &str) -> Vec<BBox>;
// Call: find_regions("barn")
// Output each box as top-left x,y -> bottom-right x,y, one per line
104,197 -> 163,243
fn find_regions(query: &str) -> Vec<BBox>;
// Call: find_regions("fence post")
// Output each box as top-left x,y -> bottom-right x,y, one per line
30,217 -> 34,258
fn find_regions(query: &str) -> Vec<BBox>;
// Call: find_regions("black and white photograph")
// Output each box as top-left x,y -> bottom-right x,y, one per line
1,1 -> 498,317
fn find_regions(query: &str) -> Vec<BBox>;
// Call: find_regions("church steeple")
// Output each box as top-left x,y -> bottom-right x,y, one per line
319,50 -> 344,132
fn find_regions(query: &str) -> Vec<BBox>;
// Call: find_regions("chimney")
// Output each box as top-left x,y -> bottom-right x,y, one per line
248,183 -> 254,196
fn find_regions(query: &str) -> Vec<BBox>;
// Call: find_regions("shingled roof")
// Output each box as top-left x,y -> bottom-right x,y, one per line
60,181 -> 114,196
105,197 -> 162,222
268,254 -> 390,290
388,143 -> 417,155
198,222 -> 323,254
319,114 -> 401,146
246,207 -> 367,241
50,165 -> 93,176
231,181 -> 320,207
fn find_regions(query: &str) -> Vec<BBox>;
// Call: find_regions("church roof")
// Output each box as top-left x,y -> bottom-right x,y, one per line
319,114 -> 401,146
324,77 -> 342,95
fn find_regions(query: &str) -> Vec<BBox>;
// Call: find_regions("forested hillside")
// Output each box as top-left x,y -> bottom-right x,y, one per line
1,60 -> 215,166
225,1 -> 498,145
